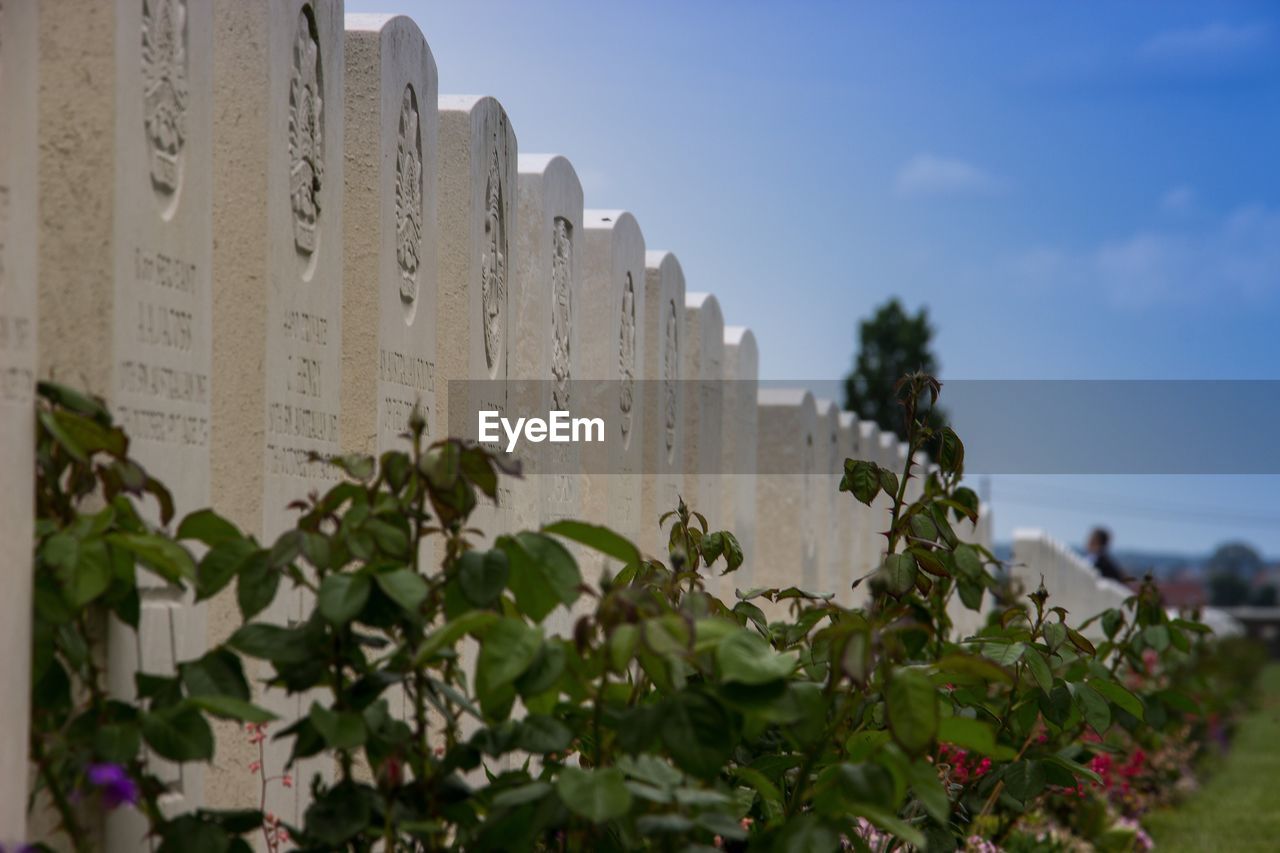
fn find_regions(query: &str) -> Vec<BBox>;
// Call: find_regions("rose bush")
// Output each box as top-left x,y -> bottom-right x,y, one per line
25,377 -> 1263,851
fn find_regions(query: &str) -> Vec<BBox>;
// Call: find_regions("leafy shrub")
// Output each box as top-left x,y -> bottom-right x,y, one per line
25,377 -> 1262,851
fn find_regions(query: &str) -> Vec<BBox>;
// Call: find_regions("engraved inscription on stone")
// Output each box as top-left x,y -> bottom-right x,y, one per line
289,6 -> 323,258
550,217 -> 572,410
618,272 -> 636,446
663,298 -> 677,460
481,148 -> 506,375
142,0 -> 188,201
395,84 -> 422,307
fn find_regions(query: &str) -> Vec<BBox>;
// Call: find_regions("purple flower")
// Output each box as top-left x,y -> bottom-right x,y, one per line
86,762 -> 140,809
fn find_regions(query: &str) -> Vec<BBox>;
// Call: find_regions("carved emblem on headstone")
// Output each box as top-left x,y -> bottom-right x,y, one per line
618,273 -> 636,444
141,0 -> 188,197
663,299 -> 678,457
550,218 -> 572,410
395,85 -> 423,304
481,149 -> 506,374
289,7 -> 323,256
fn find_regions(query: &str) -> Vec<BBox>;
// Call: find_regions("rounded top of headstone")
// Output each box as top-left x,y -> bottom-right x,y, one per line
859,420 -> 880,440
585,209 -> 642,242
838,411 -> 857,429
758,387 -> 815,410
645,250 -> 684,285
685,292 -> 723,326
518,154 -> 582,196
724,326 -> 757,364
439,94 -> 506,118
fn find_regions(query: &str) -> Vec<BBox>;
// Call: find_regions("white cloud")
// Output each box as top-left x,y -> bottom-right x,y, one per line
1139,22 -> 1270,65
895,154 -> 1006,197
1008,205 -> 1280,308
1160,185 -> 1195,215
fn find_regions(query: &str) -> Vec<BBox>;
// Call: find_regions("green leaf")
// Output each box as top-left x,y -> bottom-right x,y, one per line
937,717 -> 1000,756
235,550 -> 278,620
107,533 -> 195,584
661,690 -> 735,779
543,519 -> 642,566
309,702 -> 368,750
907,759 -> 950,824
934,653 -> 1013,685
188,695 -> 276,724
196,539 -> 257,602
1072,683 -> 1111,734
879,467 -> 900,499
886,668 -> 938,756
842,460 -> 881,506
458,549 -> 510,608
375,568 -> 429,615
318,572 -> 372,625
500,532 -> 581,623
142,704 -> 215,762
1003,759 -> 1047,802
180,649 -> 251,701
1025,648 -> 1053,694
877,553 -> 917,597
157,816 -> 232,853
516,715 -> 573,753
476,619 -> 542,716
556,766 -> 632,822
413,611 -> 499,665
1089,679 -> 1145,721
177,509 -> 243,547
717,631 -> 797,686
68,539 -> 112,607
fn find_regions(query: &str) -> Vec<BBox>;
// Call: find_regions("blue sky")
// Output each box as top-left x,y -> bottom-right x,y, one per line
351,0 -> 1280,557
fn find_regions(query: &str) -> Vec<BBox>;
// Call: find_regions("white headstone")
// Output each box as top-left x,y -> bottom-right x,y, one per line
815,399 -> 842,597
641,251 -> 686,559
581,210 -> 646,550
0,0 -> 37,837
512,154 -> 584,541
342,15 -> 438,458
836,411 -> 860,605
682,293 -> 724,520
39,0 -> 215,832
756,389 -> 819,594
721,327 -> 757,589
211,0 -> 344,821
437,95 -> 516,537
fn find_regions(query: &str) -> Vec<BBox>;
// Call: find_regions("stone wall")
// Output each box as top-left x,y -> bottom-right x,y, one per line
4,3 -> 1005,840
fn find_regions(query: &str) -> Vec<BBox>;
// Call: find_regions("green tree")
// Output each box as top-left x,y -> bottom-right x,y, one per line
1206,542 -> 1263,607
843,298 -> 943,439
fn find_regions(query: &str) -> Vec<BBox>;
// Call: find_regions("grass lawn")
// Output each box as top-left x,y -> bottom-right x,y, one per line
1144,664 -> 1280,852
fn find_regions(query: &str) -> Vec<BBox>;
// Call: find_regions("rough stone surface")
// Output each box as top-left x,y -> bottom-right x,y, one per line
211,0 -> 345,821
815,399 -> 842,596
641,251 -> 686,558
836,411 -> 859,604
38,0 -> 214,836
756,389 -> 819,595
512,155 -> 584,538
581,210 -> 646,550
0,0 -> 37,837
437,95 -> 516,537
722,327 -> 757,588
342,15 -> 438,459
682,292 -> 724,589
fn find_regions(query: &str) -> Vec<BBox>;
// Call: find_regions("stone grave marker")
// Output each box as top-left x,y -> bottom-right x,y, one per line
581,210 -> 646,551
0,0 -> 38,836
722,326 -> 757,589
437,95 -> 516,539
756,388 -> 819,597
342,14 -> 438,460
682,292 -> 724,590
210,0 -> 344,821
641,251 -> 686,559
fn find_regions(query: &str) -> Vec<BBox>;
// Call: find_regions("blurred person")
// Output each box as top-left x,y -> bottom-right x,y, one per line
1086,527 -> 1128,583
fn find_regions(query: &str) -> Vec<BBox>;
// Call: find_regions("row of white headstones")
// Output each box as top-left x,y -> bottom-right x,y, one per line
0,2 -> 997,843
